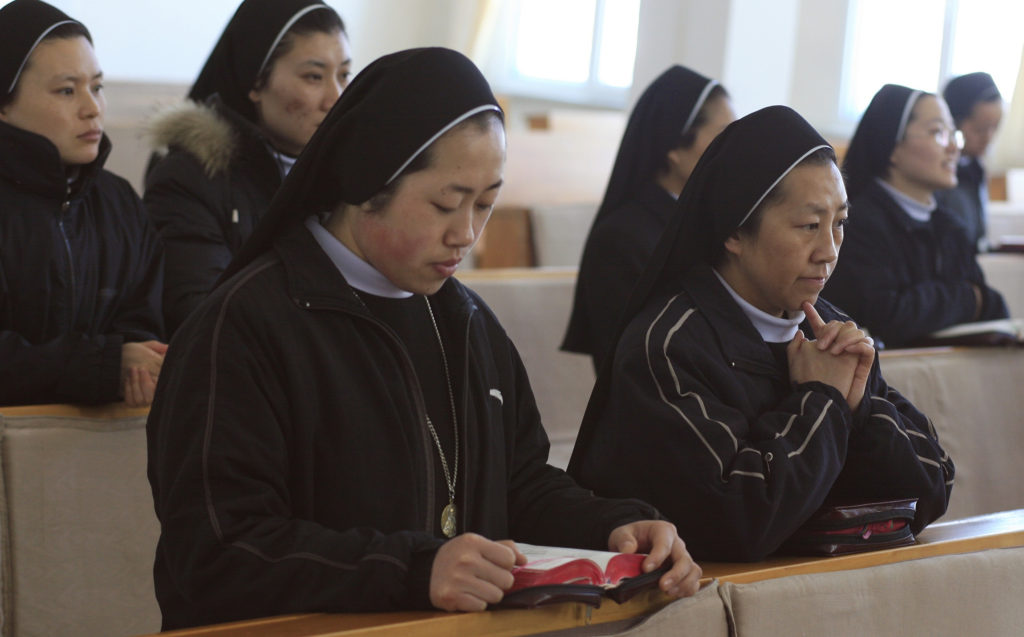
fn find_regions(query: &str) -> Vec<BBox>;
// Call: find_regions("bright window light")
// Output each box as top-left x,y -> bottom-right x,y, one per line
596,0 -> 641,88
844,0 -> 945,118
949,0 -> 1024,99
514,0 -> 597,84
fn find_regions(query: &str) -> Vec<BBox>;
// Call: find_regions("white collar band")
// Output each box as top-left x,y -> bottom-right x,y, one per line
8,20 -> 77,94
739,144 -> 831,227
714,269 -> 804,343
257,5 -> 329,77
304,216 -> 413,298
682,80 -> 719,134
385,104 -> 501,185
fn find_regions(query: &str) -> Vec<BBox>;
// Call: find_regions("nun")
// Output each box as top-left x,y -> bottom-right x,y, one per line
0,0 -> 165,407
144,0 -> 351,333
563,65 -> 735,368
936,72 -> 1004,252
568,106 -> 953,562
146,48 -> 700,630
824,84 -> 1008,348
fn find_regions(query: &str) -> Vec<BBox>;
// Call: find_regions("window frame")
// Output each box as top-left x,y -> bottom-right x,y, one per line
489,0 -> 640,108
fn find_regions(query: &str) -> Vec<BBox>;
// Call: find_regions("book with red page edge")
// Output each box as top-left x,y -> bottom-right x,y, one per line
779,498 -> 918,557
494,544 -> 669,609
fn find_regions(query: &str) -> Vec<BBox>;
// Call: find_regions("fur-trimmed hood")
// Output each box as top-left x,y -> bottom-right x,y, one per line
147,101 -> 240,177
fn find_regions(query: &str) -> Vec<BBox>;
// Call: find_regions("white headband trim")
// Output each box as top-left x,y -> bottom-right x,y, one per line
682,80 -> 719,134
895,90 -> 923,142
738,144 -> 832,226
257,5 -> 329,77
385,104 -> 502,185
7,20 -> 78,94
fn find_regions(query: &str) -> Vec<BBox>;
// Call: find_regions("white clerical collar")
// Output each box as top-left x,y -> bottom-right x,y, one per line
269,147 -> 298,176
876,177 -> 935,223
713,269 -> 804,343
304,216 -> 413,298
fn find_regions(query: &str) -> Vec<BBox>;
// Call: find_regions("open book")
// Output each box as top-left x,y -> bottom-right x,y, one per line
992,235 -> 1024,253
909,318 -> 1024,347
496,544 -> 667,609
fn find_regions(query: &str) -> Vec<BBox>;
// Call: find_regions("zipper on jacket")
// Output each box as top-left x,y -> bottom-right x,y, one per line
456,305 -> 475,534
298,296 -> 439,535
57,191 -> 76,326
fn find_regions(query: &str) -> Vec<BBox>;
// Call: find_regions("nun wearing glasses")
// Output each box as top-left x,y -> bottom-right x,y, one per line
144,0 -> 351,333
568,106 -> 953,562
146,48 -> 701,630
563,65 -> 735,369
824,84 -> 1008,348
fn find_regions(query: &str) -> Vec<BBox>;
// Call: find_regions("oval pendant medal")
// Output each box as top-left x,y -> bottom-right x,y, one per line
441,502 -> 457,538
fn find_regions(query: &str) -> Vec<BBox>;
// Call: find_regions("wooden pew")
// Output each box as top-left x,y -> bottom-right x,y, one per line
145,509 -> 1024,636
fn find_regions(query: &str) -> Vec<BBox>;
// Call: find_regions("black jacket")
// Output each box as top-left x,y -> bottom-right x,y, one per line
0,121 -> 164,406
144,97 -> 283,334
825,180 -> 1007,348
935,157 -> 988,253
569,264 -> 953,562
147,225 -> 658,630
563,182 -> 677,368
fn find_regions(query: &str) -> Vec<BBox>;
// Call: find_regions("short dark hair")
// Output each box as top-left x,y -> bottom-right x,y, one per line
657,85 -> 729,176
678,85 -> 728,150
710,146 -> 838,265
1,21 -> 93,109
363,110 -> 505,212
252,8 -> 346,92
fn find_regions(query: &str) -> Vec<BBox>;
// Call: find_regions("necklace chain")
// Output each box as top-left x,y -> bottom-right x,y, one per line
423,296 -> 459,532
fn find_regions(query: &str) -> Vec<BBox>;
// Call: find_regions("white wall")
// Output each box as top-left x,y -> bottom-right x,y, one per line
7,0 -> 860,137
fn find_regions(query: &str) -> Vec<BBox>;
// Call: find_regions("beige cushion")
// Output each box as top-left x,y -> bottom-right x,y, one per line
719,547 -> 1024,636
0,414 -> 160,637
978,253 -> 1024,318
530,203 -> 599,268
609,582 -> 729,636
879,348 -> 1024,521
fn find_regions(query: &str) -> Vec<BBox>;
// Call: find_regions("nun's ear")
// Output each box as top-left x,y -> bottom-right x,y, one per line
723,232 -> 744,257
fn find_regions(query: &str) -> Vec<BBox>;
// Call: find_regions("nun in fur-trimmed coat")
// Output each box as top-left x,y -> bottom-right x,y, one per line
144,0 -> 350,333
568,106 -> 953,562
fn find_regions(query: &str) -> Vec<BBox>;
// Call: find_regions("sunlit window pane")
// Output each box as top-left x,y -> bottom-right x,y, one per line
596,0 -> 640,87
515,0 -> 597,84
845,0 -> 945,117
949,0 -> 1024,99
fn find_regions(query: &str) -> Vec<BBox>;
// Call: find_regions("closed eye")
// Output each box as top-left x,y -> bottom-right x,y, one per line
433,203 -> 455,213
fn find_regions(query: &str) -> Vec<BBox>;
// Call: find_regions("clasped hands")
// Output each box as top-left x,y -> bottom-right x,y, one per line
788,301 -> 875,411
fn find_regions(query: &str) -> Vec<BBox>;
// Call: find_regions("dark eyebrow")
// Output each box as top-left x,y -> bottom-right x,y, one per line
449,179 -> 503,195
805,200 -> 850,215
53,71 -> 103,82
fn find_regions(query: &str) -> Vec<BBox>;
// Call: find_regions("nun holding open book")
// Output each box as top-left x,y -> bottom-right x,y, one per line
146,47 -> 701,630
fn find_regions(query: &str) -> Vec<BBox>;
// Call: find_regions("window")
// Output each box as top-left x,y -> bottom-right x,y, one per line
494,0 -> 641,107
843,0 -> 1024,120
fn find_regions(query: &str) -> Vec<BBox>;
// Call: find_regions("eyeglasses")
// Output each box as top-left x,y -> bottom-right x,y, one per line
905,127 -> 964,149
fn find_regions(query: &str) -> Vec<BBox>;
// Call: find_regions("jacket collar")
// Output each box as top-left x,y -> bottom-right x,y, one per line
862,178 -> 958,232
273,223 -> 477,319
0,118 -> 110,199
635,180 -> 679,225
681,263 -> 782,376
